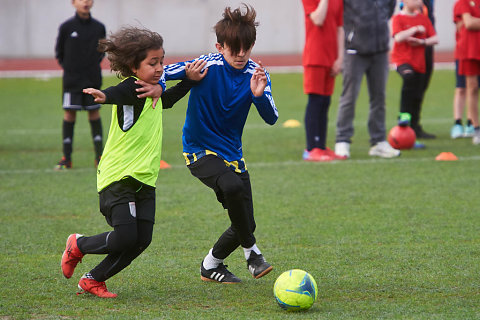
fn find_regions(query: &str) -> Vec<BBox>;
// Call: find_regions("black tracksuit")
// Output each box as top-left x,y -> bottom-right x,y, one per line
55,13 -> 106,92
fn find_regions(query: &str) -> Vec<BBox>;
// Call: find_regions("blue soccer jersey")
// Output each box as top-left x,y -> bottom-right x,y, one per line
164,53 -> 278,166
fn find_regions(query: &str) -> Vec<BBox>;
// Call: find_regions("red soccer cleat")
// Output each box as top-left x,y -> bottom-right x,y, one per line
77,275 -> 117,298
303,148 -> 335,162
61,234 -> 84,279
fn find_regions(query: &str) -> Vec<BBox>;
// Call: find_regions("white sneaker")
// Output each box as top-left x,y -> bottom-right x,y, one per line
368,141 -> 400,158
473,130 -> 480,145
335,142 -> 350,159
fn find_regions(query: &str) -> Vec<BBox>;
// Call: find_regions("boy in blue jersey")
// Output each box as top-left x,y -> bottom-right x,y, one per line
164,5 -> 278,283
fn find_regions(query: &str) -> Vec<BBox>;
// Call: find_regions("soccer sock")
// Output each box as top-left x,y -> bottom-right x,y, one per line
77,232 -> 110,254
62,120 -> 75,161
89,118 -> 103,160
243,244 -> 261,260
304,94 -> 330,150
203,248 -> 224,270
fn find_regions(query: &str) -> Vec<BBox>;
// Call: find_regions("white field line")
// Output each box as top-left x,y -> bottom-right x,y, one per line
1,155 -> 479,175
2,117 -> 457,135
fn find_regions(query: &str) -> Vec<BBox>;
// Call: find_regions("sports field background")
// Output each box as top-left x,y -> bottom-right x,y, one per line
1,69 -> 479,319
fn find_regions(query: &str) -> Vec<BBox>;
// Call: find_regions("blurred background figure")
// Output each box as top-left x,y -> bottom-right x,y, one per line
54,0 -> 105,170
451,0 -> 479,139
415,0 -> 438,139
334,0 -> 400,159
455,0 -> 480,145
391,0 -> 438,149
301,0 -> 346,162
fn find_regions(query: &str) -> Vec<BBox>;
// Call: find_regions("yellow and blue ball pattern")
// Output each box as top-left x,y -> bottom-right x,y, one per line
273,269 -> 318,311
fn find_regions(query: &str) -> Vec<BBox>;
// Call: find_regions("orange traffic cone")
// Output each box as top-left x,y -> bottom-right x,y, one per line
160,160 -> 171,169
435,152 -> 458,161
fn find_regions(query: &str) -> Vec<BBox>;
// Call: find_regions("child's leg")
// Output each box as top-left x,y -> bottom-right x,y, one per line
465,75 -> 479,127
304,94 -> 331,150
466,75 -> 479,137
454,60 -> 467,123
211,171 -> 255,260
62,109 -> 76,162
397,64 -> 418,122
86,220 -> 154,282
79,179 -> 155,282
188,155 -> 255,259
87,109 -> 103,163
453,88 -> 466,122
409,72 -> 426,130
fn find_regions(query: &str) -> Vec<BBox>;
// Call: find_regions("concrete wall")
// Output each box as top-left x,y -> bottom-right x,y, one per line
1,0 -> 456,59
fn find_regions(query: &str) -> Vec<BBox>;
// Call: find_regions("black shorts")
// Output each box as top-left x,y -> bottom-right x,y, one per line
99,177 -> 156,227
62,91 -> 101,111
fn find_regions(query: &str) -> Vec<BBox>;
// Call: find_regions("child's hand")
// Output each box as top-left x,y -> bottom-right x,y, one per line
251,61 -> 268,97
406,37 -> 424,46
185,59 -> 208,81
331,57 -> 342,76
135,80 -> 163,109
83,88 -> 106,103
413,25 -> 425,34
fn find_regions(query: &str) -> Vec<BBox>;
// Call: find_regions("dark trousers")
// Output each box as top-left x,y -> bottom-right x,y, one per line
188,155 -> 256,260
397,64 -> 426,128
77,178 -> 155,282
417,46 -> 434,127
304,94 -> 331,150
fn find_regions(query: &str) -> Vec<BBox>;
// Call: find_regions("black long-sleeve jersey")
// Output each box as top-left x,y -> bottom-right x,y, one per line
55,13 -> 106,92
102,78 -> 198,131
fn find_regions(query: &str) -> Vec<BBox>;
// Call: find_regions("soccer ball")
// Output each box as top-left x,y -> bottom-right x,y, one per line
388,125 -> 416,150
273,269 -> 318,311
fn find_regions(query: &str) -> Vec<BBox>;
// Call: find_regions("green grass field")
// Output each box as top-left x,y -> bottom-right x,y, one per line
1,70 -> 480,319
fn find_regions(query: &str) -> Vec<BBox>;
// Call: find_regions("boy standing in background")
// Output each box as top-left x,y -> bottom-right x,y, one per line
54,0 -> 105,170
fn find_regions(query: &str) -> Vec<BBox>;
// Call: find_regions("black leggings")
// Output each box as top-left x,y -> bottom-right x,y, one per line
188,155 -> 256,260
397,64 -> 426,128
77,197 -> 154,282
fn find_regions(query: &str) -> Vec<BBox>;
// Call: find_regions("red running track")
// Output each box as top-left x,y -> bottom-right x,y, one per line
0,51 -> 454,71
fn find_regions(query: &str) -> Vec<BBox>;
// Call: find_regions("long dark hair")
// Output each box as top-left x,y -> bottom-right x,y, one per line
98,27 -> 163,78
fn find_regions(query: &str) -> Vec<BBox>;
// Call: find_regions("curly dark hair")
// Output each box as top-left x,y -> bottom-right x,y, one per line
98,27 -> 164,79
214,4 -> 259,56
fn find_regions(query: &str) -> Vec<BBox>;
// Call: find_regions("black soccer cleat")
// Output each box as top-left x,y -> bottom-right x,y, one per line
200,261 -> 241,284
247,251 -> 273,279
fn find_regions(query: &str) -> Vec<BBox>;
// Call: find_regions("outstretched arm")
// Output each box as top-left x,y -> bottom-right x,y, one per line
136,59 -> 208,109
83,88 -> 106,103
